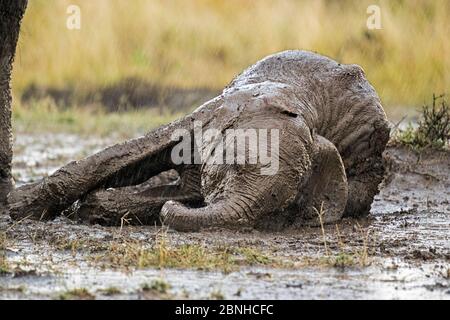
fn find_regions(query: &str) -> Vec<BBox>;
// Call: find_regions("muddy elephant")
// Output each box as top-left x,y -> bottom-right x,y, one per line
0,1 -> 28,209
8,50 -> 390,231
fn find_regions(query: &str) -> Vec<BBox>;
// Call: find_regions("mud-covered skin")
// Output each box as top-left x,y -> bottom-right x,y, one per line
225,51 -> 389,217
74,167 -> 202,226
0,1 -> 28,207
8,51 -> 390,231
162,51 -> 389,230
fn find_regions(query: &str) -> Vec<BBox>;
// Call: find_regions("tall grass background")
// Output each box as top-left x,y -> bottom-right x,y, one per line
11,0 -> 450,133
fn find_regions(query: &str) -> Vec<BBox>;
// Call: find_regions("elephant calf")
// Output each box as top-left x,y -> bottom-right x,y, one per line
8,50 -> 390,231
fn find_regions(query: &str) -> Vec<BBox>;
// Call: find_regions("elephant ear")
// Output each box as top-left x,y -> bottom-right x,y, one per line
269,100 -> 300,118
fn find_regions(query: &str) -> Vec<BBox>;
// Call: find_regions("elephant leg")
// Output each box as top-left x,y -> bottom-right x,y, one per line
293,135 -> 348,226
8,96 -> 222,221
8,145 -> 175,221
343,161 -> 384,217
74,166 -> 202,226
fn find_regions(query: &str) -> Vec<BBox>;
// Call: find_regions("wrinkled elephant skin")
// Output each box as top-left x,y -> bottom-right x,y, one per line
8,51 -> 390,231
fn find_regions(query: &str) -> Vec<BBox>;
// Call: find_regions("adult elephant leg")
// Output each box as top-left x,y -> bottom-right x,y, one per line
293,135 -> 348,226
74,166 -> 202,226
8,97 -> 222,221
0,1 -> 28,208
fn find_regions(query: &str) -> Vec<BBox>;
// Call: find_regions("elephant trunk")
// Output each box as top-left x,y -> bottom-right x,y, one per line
160,197 -> 251,232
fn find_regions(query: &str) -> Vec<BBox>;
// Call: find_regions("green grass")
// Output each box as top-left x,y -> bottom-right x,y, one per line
52,232 -> 289,272
104,241 -> 237,272
394,94 -> 450,149
99,287 -> 122,296
142,279 -> 171,294
325,252 -> 358,268
59,288 -> 95,300
140,279 -> 174,299
13,0 -> 450,109
0,232 -> 10,275
0,286 -> 26,294
51,227 -> 376,271
236,247 -> 273,266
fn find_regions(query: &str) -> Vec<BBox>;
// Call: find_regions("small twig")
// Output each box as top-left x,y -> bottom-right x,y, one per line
355,222 -> 371,266
6,214 -> 33,232
119,212 -> 131,233
390,115 -> 407,136
132,213 -> 144,226
335,224 -> 345,251
314,202 -> 329,256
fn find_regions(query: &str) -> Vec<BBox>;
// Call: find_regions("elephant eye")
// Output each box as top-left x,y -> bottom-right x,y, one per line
280,110 -> 298,118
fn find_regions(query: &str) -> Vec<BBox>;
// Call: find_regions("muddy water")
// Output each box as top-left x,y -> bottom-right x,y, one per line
1,133 -> 449,300
12,133 -> 117,185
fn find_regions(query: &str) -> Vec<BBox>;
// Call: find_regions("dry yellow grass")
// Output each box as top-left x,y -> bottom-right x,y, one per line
12,0 -> 450,110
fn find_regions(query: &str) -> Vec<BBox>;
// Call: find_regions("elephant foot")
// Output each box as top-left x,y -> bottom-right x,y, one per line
74,185 -> 203,226
0,177 -> 13,209
294,135 -> 348,226
74,171 -> 203,226
73,187 -> 157,226
7,181 -> 54,221
344,167 -> 384,217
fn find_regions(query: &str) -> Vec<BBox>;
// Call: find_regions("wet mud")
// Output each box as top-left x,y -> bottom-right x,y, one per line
0,134 -> 449,299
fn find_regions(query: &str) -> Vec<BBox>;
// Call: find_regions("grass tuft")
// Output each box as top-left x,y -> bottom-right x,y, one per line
313,219 -> 373,269
236,247 -> 273,266
99,287 -> 122,296
59,288 -> 95,300
210,289 -> 225,300
329,252 -> 357,268
0,233 -> 11,275
394,94 -> 450,150
67,230 -> 290,272
142,279 -> 171,295
105,241 -> 235,272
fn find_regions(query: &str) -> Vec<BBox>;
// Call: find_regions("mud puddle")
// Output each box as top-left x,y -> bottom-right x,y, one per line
1,133 -> 449,299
